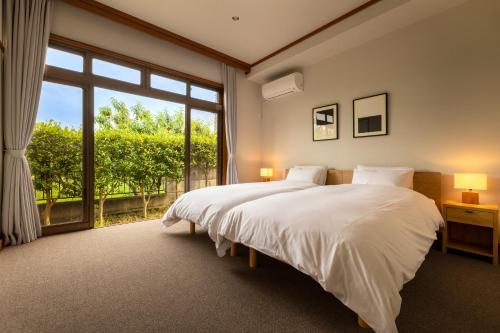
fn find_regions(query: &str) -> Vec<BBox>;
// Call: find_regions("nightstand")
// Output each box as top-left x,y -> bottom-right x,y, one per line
442,200 -> 499,265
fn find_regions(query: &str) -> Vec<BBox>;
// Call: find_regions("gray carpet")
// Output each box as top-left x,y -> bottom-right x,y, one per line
1,220 -> 499,333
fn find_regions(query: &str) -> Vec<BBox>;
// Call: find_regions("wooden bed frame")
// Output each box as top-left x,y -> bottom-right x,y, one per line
242,169 -> 442,329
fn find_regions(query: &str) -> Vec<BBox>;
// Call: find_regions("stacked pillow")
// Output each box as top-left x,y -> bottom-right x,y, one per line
351,165 -> 414,189
286,165 -> 328,185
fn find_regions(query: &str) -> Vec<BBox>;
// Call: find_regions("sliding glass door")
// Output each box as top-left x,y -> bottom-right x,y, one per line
28,39 -> 224,234
93,87 -> 186,227
27,80 -> 90,234
189,109 -> 221,190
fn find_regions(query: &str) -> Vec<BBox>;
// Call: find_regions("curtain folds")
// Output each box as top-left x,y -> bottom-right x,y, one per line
2,0 -> 53,245
221,63 -> 238,185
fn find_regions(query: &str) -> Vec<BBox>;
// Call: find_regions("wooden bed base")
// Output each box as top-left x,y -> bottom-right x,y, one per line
230,243 -> 238,257
189,222 -> 195,235
248,248 -> 258,269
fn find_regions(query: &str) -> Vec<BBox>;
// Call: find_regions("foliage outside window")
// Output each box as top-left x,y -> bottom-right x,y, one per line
31,38 -> 223,230
28,99 -> 217,226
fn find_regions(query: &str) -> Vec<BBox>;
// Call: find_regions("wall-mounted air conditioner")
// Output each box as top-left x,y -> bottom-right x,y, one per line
262,72 -> 303,101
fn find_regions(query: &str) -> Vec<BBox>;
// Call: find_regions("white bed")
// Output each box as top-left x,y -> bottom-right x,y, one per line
161,179 -> 318,241
215,177 -> 443,333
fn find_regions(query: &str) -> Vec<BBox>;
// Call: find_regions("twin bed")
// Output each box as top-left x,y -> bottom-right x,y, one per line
161,167 -> 444,333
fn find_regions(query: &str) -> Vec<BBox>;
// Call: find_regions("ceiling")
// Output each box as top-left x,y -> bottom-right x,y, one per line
247,0 -> 469,83
96,0 -> 368,64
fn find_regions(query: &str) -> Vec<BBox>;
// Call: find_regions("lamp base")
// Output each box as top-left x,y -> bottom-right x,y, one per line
261,177 -> 271,182
462,191 -> 479,205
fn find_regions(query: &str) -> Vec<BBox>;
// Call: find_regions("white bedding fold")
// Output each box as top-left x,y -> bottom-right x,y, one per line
161,180 -> 317,241
215,184 -> 443,333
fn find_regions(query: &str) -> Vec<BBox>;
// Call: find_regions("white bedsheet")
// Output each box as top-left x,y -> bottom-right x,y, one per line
215,184 -> 443,333
161,180 -> 317,241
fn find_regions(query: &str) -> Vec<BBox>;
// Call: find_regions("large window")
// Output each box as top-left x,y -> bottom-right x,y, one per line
30,37 -> 223,233
28,81 -> 84,227
190,109 -> 219,190
94,88 -> 187,227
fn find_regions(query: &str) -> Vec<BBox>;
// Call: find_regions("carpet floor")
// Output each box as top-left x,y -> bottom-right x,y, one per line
1,220 -> 499,333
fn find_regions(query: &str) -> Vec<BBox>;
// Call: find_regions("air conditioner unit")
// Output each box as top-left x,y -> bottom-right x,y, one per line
262,72 -> 303,101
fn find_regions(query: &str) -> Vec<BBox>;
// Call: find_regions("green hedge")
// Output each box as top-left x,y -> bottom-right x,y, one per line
27,108 -> 217,225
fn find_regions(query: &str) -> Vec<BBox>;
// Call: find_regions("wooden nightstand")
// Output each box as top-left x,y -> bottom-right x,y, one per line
442,200 -> 499,265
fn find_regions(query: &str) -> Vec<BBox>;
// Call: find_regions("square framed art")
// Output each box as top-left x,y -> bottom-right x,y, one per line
312,104 -> 338,141
353,93 -> 388,138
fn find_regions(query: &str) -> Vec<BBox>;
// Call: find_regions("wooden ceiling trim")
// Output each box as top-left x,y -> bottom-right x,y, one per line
60,0 -> 251,72
251,0 -> 382,67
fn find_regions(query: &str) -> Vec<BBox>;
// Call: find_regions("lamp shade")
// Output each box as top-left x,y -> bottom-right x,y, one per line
454,173 -> 487,191
260,168 -> 273,177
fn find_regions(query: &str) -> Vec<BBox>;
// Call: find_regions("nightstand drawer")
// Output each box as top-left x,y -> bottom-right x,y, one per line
446,207 -> 494,227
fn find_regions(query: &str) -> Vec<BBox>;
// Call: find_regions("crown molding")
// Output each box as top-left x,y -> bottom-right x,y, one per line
60,0 -> 251,72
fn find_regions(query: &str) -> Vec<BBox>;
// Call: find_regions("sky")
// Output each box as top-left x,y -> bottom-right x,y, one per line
38,48 -> 217,131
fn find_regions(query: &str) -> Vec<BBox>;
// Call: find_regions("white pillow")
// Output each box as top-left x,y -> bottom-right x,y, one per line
355,165 -> 414,189
286,166 -> 326,185
356,165 -> 414,173
351,169 -> 414,189
295,165 -> 328,185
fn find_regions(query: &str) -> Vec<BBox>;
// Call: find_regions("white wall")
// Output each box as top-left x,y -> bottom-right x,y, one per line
261,0 -> 500,205
236,71 -> 262,182
51,1 -> 263,183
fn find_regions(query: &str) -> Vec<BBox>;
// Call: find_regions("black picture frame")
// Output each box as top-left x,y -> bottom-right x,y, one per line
312,103 -> 339,141
353,92 -> 388,138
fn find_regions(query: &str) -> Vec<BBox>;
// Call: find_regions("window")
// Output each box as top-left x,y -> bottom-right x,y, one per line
190,109 -> 219,190
45,47 -> 83,72
40,38 -> 223,232
151,74 -> 186,95
27,81 -> 84,226
191,85 -> 219,103
92,58 -> 141,84
94,87 -> 186,227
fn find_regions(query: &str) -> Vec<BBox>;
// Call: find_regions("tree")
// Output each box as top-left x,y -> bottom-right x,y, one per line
156,108 -> 185,134
95,102 -> 190,218
27,121 -> 82,225
190,135 -> 217,187
94,129 -> 126,225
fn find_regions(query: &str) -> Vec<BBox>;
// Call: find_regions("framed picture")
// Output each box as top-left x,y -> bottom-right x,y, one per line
353,93 -> 388,138
313,104 -> 338,141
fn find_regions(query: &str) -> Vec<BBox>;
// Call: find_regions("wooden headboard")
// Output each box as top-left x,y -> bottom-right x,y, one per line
285,169 -> 442,206
325,170 -> 442,206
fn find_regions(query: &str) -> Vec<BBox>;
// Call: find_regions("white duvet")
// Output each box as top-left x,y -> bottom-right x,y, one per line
161,180 -> 317,241
215,184 -> 443,333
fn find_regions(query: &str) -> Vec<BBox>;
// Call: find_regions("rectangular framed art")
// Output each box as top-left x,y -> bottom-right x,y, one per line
353,93 -> 388,138
312,103 -> 338,141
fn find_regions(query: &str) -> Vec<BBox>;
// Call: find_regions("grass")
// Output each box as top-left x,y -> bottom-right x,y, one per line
94,207 -> 166,228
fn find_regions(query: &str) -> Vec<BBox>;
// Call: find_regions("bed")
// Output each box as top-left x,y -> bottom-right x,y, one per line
214,170 -> 443,333
161,166 -> 329,242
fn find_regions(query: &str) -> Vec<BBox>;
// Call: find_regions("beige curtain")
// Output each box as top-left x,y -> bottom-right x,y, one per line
221,64 -> 238,184
2,0 -> 53,245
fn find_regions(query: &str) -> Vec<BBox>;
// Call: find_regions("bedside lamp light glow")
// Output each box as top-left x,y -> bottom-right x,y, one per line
454,173 -> 487,204
260,168 -> 273,182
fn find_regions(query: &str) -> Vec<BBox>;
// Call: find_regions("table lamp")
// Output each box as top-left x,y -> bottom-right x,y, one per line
454,173 -> 487,204
260,168 -> 273,182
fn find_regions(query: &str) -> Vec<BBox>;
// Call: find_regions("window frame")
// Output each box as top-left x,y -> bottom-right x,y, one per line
41,36 -> 224,233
